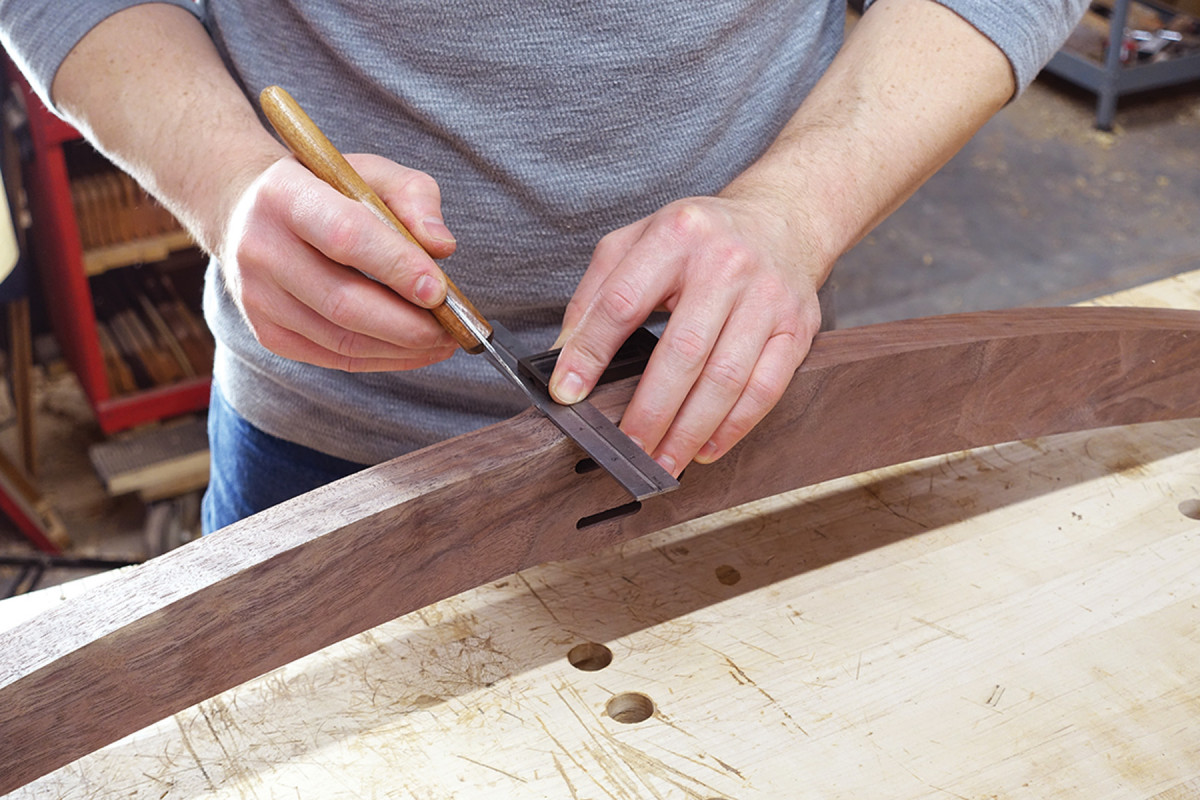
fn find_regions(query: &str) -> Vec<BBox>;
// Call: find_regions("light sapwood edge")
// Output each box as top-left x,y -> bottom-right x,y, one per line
2,305 -> 1200,793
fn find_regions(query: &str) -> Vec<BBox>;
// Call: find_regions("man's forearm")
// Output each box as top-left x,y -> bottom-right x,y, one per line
723,0 -> 1015,278
50,3 -> 285,255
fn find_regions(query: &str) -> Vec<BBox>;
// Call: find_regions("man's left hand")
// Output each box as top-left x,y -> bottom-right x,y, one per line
549,194 -> 823,477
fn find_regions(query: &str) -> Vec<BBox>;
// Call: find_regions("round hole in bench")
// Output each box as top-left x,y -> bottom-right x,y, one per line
606,692 -> 655,724
1180,499 -> 1200,521
567,642 -> 613,671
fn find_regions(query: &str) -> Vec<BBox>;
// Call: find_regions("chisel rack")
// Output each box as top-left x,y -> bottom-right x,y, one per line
7,64 -> 211,434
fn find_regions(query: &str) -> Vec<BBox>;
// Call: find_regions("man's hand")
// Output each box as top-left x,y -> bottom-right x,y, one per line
550,194 -> 824,477
219,154 -> 459,371
50,4 -> 462,373
549,0 -> 1016,476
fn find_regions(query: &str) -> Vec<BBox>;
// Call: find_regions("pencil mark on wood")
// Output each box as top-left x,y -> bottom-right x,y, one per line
172,716 -> 215,791
912,617 -> 969,641
516,573 -> 561,625
457,754 -> 528,783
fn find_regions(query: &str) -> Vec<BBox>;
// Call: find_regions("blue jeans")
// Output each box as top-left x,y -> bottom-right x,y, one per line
202,383 -> 369,534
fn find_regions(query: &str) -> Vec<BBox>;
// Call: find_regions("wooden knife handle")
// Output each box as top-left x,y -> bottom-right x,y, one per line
259,85 -> 489,354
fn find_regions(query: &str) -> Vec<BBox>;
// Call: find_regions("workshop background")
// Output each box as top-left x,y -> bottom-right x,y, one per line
0,0 -> 1198,595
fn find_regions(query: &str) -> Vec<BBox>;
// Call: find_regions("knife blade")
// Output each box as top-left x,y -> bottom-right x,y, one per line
259,85 -> 679,501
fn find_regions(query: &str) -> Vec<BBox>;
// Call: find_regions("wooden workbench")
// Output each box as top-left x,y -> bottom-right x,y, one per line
3,271 -> 1200,799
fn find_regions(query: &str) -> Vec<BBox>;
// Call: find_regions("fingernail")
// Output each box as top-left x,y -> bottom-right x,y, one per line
423,216 -> 455,243
415,274 -> 445,306
656,452 -> 677,476
695,440 -> 720,464
552,370 -> 586,405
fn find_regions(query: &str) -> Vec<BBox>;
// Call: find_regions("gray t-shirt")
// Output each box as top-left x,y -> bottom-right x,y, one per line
1,0 -> 1087,464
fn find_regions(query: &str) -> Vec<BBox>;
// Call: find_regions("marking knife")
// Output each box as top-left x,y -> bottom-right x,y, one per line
259,85 -> 679,501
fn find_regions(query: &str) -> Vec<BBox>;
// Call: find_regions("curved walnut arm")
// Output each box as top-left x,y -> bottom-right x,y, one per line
3,307 -> 1200,792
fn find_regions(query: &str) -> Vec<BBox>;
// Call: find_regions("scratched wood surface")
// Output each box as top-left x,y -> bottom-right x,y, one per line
3,270 -> 1200,798
5,418 -> 1200,799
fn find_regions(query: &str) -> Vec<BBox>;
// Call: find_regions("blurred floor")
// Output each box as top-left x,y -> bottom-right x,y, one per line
835,73 -> 1200,327
0,361 -> 148,595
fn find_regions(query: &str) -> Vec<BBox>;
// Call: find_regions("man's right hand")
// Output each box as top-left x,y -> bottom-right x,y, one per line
49,4 -> 460,374
217,153 -> 460,372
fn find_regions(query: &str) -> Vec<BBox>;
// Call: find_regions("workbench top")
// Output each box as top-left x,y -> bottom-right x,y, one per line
4,271 -> 1200,799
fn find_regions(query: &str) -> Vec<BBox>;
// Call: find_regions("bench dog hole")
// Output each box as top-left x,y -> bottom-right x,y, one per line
1180,499 -> 1200,521
567,642 -> 613,671
606,692 -> 655,724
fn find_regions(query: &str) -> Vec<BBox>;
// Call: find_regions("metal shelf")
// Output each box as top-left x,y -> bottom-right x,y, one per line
1044,0 -> 1200,129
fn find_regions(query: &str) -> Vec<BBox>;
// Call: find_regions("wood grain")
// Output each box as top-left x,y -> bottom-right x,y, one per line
8,418 -> 1200,797
2,306 -> 1200,793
